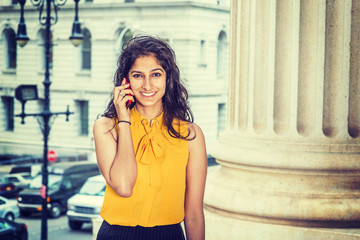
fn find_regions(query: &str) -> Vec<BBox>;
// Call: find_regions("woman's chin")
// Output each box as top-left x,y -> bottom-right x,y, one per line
135,100 -> 163,109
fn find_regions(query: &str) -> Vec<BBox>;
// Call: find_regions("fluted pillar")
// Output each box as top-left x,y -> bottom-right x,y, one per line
204,0 -> 360,239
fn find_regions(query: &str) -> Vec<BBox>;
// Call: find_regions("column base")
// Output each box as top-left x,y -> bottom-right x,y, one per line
206,139 -> 360,227
204,207 -> 360,240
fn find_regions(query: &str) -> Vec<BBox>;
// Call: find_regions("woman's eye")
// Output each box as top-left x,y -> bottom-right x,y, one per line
153,73 -> 161,77
133,74 -> 142,78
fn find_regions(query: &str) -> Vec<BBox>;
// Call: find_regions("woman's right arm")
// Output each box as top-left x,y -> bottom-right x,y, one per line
93,79 -> 137,198
93,118 -> 137,198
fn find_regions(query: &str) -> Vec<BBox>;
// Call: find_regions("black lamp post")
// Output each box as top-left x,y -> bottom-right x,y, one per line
14,1 -> 83,240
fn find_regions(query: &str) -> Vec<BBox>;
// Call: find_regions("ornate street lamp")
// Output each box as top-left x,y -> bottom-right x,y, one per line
14,1 -> 83,240
69,0 -> 83,46
14,0 -> 29,47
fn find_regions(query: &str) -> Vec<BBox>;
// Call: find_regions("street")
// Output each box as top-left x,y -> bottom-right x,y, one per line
18,213 -> 93,240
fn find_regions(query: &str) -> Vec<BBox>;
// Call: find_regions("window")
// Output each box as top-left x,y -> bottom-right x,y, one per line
38,29 -> 53,70
199,39 -> 206,67
2,96 -> 14,131
217,31 -> 227,76
81,29 -> 91,70
77,100 -> 89,136
3,28 -> 16,69
122,29 -> 132,47
116,28 -> 133,54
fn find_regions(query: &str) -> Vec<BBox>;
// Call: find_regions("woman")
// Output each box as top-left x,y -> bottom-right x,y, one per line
93,35 -> 207,240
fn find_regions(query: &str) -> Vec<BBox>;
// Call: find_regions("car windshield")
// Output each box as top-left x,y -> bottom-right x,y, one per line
79,180 -> 105,196
0,177 -> 16,183
29,174 -> 62,190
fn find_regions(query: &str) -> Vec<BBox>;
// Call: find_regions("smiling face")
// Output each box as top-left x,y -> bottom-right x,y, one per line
128,54 -> 166,116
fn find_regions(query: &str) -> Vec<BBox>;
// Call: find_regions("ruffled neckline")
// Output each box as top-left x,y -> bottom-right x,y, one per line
131,106 -> 164,127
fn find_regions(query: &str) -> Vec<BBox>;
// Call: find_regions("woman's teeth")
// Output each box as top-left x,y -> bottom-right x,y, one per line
142,92 -> 156,97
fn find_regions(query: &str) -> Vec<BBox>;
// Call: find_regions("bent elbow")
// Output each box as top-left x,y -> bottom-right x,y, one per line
116,188 -> 133,198
110,181 -> 134,198
108,170 -> 136,198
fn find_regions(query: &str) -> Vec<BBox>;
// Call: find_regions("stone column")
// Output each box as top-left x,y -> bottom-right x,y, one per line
204,0 -> 360,239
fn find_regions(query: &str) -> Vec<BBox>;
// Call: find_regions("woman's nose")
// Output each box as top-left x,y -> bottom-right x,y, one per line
142,76 -> 151,90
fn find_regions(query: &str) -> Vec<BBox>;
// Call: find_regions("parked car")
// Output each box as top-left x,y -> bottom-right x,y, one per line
0,174 -> 31,192
67,175 -> 105,230
0,173 -> 33,198
0,180 -> 18,199
0,217 -> 28,240
17,161 -> 100,218
9,164 -> 41,178
0,196 -> 19,222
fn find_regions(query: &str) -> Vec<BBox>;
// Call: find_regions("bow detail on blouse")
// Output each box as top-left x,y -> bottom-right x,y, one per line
135,118 -> 164,187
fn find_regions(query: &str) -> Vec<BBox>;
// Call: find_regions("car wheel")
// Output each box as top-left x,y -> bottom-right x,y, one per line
4,212 -> 14,221
49,203 -> 61,218
68,220 -> 83,230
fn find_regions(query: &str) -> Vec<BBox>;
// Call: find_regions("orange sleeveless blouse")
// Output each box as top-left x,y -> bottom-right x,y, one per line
100,107 -> 189,227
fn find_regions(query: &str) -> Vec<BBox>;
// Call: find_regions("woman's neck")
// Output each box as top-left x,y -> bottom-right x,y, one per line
135,104 -> 163,120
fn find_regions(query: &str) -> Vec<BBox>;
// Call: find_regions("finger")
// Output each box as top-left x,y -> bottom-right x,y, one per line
120,89 -> 133,96
114,86 -> 127,101
121,78 -> 127,86
123,95 -> 135,105
114,96 -> 133,110
114,88 -> 121,102
114,86 -> 126,92
114,85 -> 130,94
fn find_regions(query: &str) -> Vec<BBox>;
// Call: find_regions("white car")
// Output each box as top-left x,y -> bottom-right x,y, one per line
0,196 -> 19,221
0,174 -> 32,190
67,175 -> 105,230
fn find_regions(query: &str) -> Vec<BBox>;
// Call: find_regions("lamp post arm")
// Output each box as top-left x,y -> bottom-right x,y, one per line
74,0 -> 79,21
19,101 -> 27,124
19,0 -> 26,22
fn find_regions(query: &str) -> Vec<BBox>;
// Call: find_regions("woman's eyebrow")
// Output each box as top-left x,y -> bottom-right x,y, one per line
130,68 -> 164,74
130,70 -> 142,74
151,68 -> 164,72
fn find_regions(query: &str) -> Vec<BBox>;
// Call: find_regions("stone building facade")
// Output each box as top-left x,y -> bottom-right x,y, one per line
0,0 -> 230,160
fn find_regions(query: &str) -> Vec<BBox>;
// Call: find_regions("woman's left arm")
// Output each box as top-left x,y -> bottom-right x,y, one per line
184,123 -> 207,240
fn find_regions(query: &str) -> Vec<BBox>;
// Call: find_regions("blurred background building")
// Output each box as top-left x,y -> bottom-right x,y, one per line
0,0 -> 230,162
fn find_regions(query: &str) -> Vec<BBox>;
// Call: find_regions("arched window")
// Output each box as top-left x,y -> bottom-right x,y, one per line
121,29 -> 133,48
115,28 -> 133,55
37,29 -> 53,70
81,29 -> 91,70
217,31 -> 227,76
3,29 -> 17,69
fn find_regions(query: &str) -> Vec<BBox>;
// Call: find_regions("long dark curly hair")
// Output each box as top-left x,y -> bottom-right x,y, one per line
102,35 -> 194,140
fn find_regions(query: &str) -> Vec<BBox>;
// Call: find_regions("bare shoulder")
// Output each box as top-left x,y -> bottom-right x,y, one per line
187,123 -> 207,172
94,116 -> 111,129
188,123 -> 205,149
188,123 -> 203,137
93,117 -> 117,138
